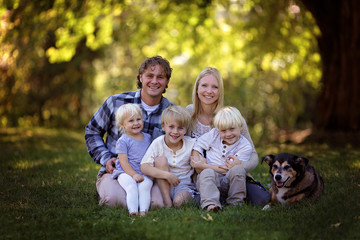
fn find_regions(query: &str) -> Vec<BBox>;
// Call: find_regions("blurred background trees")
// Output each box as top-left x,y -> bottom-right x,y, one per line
1,0 -> 358,143
300,0 -> 360,133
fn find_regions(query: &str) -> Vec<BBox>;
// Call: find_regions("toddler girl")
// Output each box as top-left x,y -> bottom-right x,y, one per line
112,103 -> 153,216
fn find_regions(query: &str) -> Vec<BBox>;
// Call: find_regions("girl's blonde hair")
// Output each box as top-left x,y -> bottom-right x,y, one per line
161,105 -> 192,130
213,106 -> 244,130
115,103 -> 143,133
191,67 -> 224,125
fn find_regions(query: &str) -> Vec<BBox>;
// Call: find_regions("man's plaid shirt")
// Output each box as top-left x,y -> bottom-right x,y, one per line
85,90 -> 173,175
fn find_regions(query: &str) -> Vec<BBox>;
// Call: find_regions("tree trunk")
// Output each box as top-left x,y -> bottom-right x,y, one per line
300,0 -> 360,132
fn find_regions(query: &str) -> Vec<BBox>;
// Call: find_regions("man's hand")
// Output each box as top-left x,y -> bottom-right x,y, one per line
133,173 -> 144,183
105,157 -> 117,174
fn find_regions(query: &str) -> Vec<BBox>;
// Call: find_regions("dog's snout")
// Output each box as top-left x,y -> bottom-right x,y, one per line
275,175 -> 282,181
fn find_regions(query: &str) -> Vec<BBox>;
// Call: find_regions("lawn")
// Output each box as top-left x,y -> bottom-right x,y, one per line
0,128 -> 359,240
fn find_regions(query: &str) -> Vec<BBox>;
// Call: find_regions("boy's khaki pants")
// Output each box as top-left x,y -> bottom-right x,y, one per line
196,165 -> 246,209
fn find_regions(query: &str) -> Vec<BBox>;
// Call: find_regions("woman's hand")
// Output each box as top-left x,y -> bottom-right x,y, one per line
217,165 -> 229,175
105,157 -> 117,174
226,156 -> 242,169
133,173 -> 144,183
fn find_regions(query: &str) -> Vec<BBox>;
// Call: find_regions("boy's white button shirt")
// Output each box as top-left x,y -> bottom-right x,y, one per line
141,135 -> 196,181
193,128 -> 253,165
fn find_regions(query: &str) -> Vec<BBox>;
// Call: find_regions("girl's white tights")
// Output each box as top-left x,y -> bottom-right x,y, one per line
118,173 -> 153,214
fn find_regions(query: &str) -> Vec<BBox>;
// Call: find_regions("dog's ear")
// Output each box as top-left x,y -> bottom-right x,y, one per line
301,157 -> 309,166
261,155 -> 274,165
295,157 -> 309,171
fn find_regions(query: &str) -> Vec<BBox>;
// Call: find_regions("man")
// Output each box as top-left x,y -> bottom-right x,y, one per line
85,56 -> 173,207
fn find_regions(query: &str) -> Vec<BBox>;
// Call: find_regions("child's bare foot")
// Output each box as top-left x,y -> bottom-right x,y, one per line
206,205 -> 219,212
139,211 -> 146,217
130,212 -> 138,216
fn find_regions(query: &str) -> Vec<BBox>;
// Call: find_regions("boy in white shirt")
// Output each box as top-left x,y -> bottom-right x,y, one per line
141,105 -> 196,207
191,106 -> 252,211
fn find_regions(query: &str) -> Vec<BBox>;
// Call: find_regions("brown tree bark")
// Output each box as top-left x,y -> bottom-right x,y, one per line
300,0 -> 360,132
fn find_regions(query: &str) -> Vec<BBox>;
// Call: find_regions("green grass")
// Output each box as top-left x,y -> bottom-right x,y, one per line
0,128 -> 359,240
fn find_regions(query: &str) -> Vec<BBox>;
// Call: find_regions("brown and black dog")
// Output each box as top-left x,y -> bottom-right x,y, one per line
261,153 -> 324,205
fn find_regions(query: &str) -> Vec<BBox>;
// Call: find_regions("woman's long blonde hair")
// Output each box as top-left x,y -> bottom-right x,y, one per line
191,67 -> 224,125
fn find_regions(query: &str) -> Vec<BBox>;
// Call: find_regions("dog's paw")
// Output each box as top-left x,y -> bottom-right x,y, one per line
262,204 -> 271,211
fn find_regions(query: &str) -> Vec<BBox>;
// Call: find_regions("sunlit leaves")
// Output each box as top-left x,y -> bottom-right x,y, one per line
1,0 -> 322,140
44,0 -> 116,63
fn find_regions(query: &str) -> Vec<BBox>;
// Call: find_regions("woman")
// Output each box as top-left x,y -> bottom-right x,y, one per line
187,67 -> 270,206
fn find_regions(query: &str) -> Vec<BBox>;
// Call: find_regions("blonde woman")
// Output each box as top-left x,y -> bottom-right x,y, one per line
187,67 -> 224,139
187,67 -> 270,207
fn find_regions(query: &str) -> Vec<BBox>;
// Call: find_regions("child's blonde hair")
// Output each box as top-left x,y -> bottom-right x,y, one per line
213,106 -> 244,130
115,103 -> 143,133
161,105 -> 192,130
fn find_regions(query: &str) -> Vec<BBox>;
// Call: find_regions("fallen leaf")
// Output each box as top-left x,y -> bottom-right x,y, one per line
201,213 -> 213,221
331,222 -> 341,228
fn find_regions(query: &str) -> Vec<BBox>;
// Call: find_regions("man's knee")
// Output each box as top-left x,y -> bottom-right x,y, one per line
96,174 -> 126,207
98,187 -> 126,207
99,194 -> 125,207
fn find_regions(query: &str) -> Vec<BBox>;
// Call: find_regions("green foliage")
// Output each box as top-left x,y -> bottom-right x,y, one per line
0,0 -> 322,141
1,128 -> 359,240
0,0 -> 105,127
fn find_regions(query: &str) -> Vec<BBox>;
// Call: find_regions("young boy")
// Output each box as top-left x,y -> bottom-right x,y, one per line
141,105 -> 196,207
191,106 -> 253,211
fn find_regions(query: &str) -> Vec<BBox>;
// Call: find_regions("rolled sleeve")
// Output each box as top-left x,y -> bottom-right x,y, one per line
192,130 -> 214,156
141,137 -> 163,166
85,96 -> 117,166
242,152 -> 259,172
